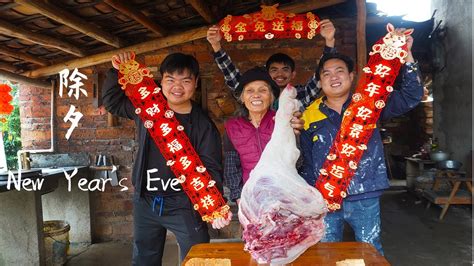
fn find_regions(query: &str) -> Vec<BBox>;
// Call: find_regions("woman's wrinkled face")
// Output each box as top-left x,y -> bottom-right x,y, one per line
240,80 -> 274,115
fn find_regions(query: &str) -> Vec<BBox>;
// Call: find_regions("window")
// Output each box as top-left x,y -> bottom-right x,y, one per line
0,81 -> 21,170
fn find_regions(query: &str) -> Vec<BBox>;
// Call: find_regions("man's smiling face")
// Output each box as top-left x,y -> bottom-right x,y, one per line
268,62 -> 296,89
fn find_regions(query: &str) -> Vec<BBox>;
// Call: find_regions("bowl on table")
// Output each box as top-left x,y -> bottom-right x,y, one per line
437,160 -> 462,171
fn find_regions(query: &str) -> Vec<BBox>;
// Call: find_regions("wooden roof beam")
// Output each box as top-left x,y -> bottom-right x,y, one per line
15,0 -> 125,48
23,0 -> 346,78
0,19 -> 86,57
186,0 -> 215,24
104,0 -> 167,37
0,46 -> 49,67
0,69 -> 51,88
0,62 -> 19,73
24,26 -> 209,78
280,0 -> 346,13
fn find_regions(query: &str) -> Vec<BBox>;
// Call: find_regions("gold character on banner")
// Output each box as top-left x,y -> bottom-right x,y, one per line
330,165 -> 345,179
235,22 -> 247,33
374,64 -> 392,77
349,123 -> 363,139
291,20 -> 303,31
190,177 -> 205,191
201,195 -> 215,209
160,123 -> 172,136
272,20 -> 284,31
356,106 -> 373,121
324,182 -> 336,197
138,87 -> 150,100
255,21 -> 265,32
167,139 -> 183,153
146,103 -> 160,117
179,156 -> 192,170
341,143 -> 357,157
365,82 -> 381,97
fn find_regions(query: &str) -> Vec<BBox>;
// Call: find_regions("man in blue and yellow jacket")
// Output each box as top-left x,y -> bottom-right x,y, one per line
300,35 -> 423,255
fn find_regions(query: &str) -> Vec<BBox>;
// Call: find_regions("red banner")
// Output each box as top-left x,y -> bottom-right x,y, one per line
315,24 -> 414,211
117,56 -> 229,222
219,4 -> 320,42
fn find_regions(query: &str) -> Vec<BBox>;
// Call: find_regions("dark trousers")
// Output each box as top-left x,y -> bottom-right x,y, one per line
132,194 -> 210,266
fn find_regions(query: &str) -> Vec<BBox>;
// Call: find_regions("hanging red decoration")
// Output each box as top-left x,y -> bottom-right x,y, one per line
219,4 -> 320,42
315,24 -> 414,211
0,84 -> 14,123
115,53 -> 230,222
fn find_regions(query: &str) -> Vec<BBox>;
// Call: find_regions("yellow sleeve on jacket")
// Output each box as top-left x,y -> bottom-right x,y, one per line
302,97 -> 327,130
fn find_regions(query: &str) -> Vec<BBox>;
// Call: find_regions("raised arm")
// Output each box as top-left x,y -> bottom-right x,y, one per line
381,34 -> 423,120
102,52 -> 137,120
297,19 -> 338,108
207,25 -> 242,98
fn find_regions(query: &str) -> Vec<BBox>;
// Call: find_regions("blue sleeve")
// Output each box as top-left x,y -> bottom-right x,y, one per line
380,64 -> 424,121
298,130 -> 316,186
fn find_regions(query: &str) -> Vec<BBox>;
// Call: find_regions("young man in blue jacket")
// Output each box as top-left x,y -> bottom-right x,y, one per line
300,34 -> 423,255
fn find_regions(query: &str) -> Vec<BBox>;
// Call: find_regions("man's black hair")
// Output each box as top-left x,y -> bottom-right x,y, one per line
160,53 -> 199,77
317,53 -> 354,79
265,53 -> 296,72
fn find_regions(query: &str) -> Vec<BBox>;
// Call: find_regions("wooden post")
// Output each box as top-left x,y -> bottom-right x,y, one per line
356,0 -> 367,72
200,76 -> 211,111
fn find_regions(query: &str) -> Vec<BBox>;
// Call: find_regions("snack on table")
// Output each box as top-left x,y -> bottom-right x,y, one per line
185,258 -> 231,266
336,258 -> 366,266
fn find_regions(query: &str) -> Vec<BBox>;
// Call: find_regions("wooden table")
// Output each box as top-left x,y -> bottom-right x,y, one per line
183,242 -> 389,265
423,169 -> 473,220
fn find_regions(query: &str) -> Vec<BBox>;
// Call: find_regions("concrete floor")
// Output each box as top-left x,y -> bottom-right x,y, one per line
66,190 -> 472,266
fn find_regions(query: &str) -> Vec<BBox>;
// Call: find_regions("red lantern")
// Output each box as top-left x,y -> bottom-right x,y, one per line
219,4 -> 320,42
0,84 -> 14,123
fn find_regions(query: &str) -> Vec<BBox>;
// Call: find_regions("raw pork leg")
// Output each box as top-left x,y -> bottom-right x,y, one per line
238,85 -> 327,265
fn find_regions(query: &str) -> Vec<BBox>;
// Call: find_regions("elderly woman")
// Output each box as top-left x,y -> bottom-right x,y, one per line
223,67 -> 280,205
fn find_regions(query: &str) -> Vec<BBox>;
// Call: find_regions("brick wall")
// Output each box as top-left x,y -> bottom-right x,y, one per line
19,18 -> 357,241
